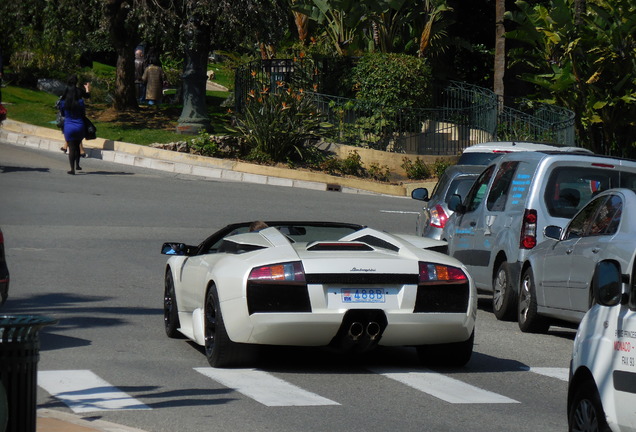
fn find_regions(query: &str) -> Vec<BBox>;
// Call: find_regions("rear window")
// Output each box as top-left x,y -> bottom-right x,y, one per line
544,167 -> 636,219
430,172 -> 479,204
457,152 -> 504,166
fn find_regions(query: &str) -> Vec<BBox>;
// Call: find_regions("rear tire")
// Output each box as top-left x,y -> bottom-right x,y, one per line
568,379 -> 611,432
518,268 -> 550,333
417,330 -> 474,367
493,262 -> 517,321
204,285 -> 247,368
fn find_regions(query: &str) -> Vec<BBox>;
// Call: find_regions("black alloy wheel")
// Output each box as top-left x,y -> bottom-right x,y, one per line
204,285 -> 245,368
568,380 -> 611,432
164,270 -> 181,338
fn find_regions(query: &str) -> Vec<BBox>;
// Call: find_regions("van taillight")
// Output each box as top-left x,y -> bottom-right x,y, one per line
430,205 -> 449,228
520,209 -> 537,249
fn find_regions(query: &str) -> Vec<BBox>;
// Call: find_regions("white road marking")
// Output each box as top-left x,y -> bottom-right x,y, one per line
38,370 -> 151,413
380,210 -> 420,214
524,367 -> 569,382
195,367 -> 340,407
369,368 -> 519,404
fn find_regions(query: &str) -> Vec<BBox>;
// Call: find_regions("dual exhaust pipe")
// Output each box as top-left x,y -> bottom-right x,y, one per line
348,321 -> 381,341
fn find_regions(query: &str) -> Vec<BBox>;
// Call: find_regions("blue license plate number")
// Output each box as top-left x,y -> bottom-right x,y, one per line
341,289 -> 386,303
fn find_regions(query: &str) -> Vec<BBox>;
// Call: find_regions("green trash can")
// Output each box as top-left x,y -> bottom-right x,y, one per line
0,315 -> 57,432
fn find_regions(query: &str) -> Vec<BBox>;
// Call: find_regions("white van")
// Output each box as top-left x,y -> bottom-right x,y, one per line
443,151 -> 636,320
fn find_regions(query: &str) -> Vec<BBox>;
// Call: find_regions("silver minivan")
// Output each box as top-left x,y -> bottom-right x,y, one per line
443,151 -> 636,320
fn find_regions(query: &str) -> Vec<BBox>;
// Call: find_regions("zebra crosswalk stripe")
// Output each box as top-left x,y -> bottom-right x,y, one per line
523,367 -> 569,382
368,367 -> 519,404
38,370 -> 151,413
195,367 -> 340,407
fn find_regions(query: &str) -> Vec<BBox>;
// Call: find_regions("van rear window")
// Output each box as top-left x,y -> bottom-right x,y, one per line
544,167 -> 636,219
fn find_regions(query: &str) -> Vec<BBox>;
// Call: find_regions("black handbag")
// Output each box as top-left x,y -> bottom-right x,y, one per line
84,117 -> 96,140
55,97 -> 64,129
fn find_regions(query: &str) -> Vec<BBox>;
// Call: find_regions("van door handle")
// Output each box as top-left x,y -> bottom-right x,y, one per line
566,249 -> 573,254
592,247 -> 600,253
470,221 -> 476,227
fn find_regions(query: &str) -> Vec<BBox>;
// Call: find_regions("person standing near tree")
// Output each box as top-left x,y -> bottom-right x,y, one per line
134,48 -> 145,103
58,75 -> 88,175
142,56 -> 165,106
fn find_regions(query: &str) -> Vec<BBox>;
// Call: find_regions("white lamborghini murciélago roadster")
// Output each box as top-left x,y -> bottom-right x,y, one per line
161,221 -> 476,368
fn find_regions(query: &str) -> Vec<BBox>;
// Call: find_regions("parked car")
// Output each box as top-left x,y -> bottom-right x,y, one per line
568,259 -> 636,432
161,221 -> 476,368
411,164 -> 485,240
0,228 -> 9,305
518,189 -> 635,333
457,141 -> 592,166
443,151 -> 636,320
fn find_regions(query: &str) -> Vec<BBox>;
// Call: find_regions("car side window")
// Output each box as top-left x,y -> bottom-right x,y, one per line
486,161 -> 519,211
564,196 -> 607,239
429,171 -> 449,202
545,167 -> 624,219
588,195 -> 622,236
464,165 -> 495,213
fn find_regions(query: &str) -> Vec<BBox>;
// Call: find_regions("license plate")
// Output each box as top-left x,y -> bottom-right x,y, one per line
341,288 -> 386,303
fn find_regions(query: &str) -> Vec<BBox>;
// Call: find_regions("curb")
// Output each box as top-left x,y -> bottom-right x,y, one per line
0,119 -> 437,197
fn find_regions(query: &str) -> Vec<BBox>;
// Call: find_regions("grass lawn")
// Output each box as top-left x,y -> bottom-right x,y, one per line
2,63 -> 234,146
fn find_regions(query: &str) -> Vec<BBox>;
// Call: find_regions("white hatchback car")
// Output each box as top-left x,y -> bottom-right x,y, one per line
568,260 -> 636,432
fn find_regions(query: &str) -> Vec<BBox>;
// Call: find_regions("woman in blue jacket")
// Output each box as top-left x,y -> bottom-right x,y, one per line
58,76 -> 87,175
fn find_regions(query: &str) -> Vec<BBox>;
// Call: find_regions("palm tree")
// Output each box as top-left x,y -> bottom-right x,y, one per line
493,0 -> 505,100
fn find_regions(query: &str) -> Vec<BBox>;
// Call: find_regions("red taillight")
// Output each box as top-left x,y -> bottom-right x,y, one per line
520,209 -> 538,249
429,205 -> 449,228
249,261 -> 306,282
418,262 -> 467,284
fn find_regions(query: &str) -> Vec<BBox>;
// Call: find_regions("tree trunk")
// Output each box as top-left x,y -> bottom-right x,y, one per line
104,0 -> 139,111
494,0 -> 506,102
177,18 -> 211,134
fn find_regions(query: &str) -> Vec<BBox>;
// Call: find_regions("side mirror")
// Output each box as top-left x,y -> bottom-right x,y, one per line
411,188 -> 429,202
161,242 -> 189,256
593,261 -> 624,307
448,194 -> 466,214
544,225 -> 562,240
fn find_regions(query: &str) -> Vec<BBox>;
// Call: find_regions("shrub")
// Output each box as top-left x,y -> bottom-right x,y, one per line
401,157 -> 430,180
319,157 -> 343,175
367,163 -> 391,182
339,150 -> 364,177
347,53 -> 433,109
232,83 -> 331,163
189,131 -> 220,157
430,158 -> 454,178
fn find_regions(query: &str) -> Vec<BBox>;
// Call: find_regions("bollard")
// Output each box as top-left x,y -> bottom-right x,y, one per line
0,315 -> 57,432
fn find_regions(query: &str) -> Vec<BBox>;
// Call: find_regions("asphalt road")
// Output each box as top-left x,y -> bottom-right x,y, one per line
0,141 -> 576,432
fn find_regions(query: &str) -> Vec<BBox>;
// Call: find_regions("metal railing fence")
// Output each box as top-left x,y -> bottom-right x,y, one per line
234,58 -> 576,154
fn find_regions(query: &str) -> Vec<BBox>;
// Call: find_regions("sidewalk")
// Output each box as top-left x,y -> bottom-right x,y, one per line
37,409 -> 147,432
0,119 -> 435,197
